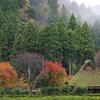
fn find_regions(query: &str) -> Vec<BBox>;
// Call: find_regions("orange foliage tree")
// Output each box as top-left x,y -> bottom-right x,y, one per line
36,61 -> 68,87
0,62 -> 17,88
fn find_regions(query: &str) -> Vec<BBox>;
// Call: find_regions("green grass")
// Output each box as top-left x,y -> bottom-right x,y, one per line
0,96 -> 100,100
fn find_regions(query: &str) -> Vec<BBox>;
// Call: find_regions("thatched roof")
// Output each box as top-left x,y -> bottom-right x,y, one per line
69,60 -> 100,87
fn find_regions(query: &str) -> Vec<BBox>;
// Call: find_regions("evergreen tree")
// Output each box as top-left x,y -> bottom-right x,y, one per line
56,17 -> 66,62
81,22 -> 95,61
74,25 -> 82,64
39,26 -> 61,61
92,20 -> 100,51
48,0 -> 58,27
68,14 -> 77,30
61,5 -> 69,25
13,20 -> 39,54
0,0 -> 21,60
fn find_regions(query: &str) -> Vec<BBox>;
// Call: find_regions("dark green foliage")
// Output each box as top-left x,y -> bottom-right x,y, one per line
67,14 -> 79,60
92,20 -> 100,51
48,0 -> 58,26
28,6 -> 38,19
36,74 -> 49,88
41,86 -> 88,96
39,26 -> 61,61
56,17 -> 66,62
41,87 -> 61,96
62,29 -> 79,59
81,22 -> 95,60
11,88 -> 29,96
72,86 -> 88,95
68,14 -> 77,30
0,0 -> 96,78
61,5 -> 69,25
0,88 -> 12,95
56,17 -> 79,73
62,86 -> 72,95
13,20 -> 39,54
12,88 -> 22,95
0,87 -> 29,96
0,0 -> 21,60
0,0 -> 19,11
74,25 -> 83,64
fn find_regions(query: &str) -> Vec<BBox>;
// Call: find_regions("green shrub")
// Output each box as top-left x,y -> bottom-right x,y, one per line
41,87 -> 47,95
62,86 -> 72,95
72,86 -> 88,95
0,88 -> 12,95
47,86 -> 61,95
12,88 -> 22,95
41,86 -> 61,95
21,90 -> 29,95
0,87 -> 29,96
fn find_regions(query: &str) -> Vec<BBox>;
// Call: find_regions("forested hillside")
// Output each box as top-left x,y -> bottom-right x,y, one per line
0,0 -> 100,96
0,0 -> 97,72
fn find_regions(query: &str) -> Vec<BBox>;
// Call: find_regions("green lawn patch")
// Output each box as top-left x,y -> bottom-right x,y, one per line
0,96 -> 100,100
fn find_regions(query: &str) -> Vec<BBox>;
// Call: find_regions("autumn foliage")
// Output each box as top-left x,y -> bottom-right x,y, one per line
16,77 -> 29,89
37,61 -> 68,87
0,62 -> 17,88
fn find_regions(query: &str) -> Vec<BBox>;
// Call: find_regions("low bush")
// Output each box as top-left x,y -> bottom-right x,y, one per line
21,90 -> 29,95
11,88 -> 30,96
62,86 -> 72,95
12,88 -> 22,95
0,87 -> 29,96
41,86 -> 61,95
72,86 -> 88,95
36,61 -> 68,88
0,88 -> 12,95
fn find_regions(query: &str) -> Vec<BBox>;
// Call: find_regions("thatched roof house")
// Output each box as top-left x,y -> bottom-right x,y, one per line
69,60 -> 100,93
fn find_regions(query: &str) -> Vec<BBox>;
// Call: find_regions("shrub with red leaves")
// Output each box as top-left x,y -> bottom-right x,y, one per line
36,61 -> 68,87
0,62 -> 17,88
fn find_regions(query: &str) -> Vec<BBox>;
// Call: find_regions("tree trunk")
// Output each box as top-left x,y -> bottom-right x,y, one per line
28,67 -> 31,94
69,59 -> 72,76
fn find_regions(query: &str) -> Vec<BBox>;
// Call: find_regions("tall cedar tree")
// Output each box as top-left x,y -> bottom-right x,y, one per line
92,20 -> 100,51
56,17 -> 79,75
56,18 -> 66,63
61,5 -> 69,25
48,0 -> 58,27
74,25 -> 83,64
0,0 -> 20,60
68,14 -> 77,30
12,20 -> 39,54
81,22 -> 95,61
67,14 -> 79,75
39,26 -> 61,62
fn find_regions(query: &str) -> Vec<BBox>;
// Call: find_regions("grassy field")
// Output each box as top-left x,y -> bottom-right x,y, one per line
0,96 -> 100,100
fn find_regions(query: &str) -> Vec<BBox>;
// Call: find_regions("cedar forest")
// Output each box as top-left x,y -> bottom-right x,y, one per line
0,0 -> 100,95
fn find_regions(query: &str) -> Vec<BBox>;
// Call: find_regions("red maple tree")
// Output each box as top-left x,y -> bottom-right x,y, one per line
0,62 -> 17,88
39,61 -> 68,87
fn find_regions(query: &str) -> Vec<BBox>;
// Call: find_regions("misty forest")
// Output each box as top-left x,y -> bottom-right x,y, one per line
0,0 -> 100,99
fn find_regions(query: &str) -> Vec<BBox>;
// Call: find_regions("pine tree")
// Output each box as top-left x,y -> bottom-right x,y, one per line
0,0 -> 21,60
56,17 -> 79,75
39,26 -> 61,61
13,20 -> 39,54
92,20 -> 100,51
61,5 -> 69,25
68,14 -> 77,30
81,22 -> 95,61
64,29 -> 79,75
56,17 -> 66,62
48,0 -> 58,27
74,25 -> 82,64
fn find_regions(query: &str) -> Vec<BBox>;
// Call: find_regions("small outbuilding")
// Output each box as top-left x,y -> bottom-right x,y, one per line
69,60 -> 100,93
